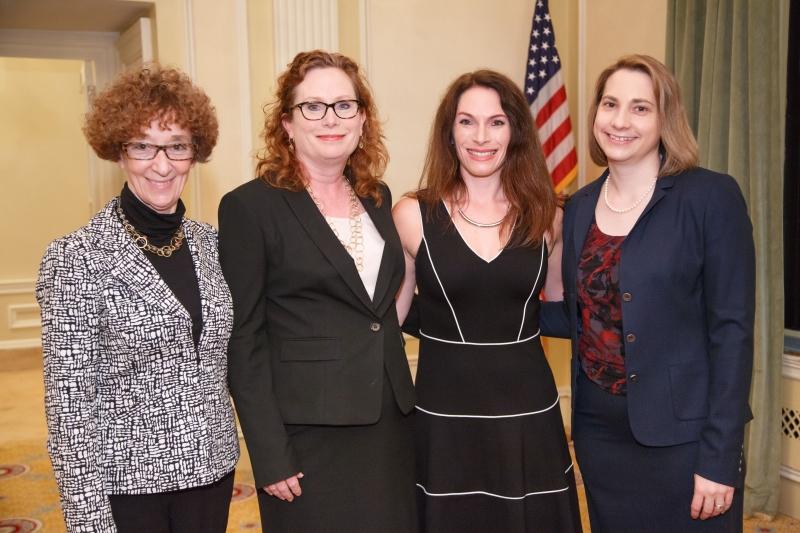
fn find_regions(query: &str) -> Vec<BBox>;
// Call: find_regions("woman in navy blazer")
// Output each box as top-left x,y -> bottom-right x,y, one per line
541,55 -> 754,532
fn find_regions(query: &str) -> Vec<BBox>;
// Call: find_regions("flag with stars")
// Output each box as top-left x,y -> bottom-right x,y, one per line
525,0 -> 578,192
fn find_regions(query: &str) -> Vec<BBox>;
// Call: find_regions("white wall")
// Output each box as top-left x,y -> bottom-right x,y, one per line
0,57 -> 91,348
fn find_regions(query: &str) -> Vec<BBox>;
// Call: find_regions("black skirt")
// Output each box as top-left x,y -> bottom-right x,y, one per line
573,370 -> 743,533
257,372 -> 417,532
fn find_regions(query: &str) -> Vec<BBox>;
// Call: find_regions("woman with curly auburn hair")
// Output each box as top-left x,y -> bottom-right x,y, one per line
393,70 -> 581,532
218,50 -> 417,532
37,64 -> 239,532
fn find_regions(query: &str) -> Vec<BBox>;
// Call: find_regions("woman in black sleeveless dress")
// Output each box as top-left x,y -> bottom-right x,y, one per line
394,70 -> 582,533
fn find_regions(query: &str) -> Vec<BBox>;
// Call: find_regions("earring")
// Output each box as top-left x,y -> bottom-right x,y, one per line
288,137 -> 295,151
358,140 -> 364,150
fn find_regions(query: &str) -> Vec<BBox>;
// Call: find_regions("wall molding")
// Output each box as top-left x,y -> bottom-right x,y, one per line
576,0 -> 587,188
0,338 -> 41,350
182,0 -> 202,216
235,0 -> 254,181
781,464 -> 800,484
558,385 -> 571,400
0,28 -> 121,214
783,353 -> 800,381
8,304 -> 41,330
359,0 -> 370,75
0,279 -> 35,296
272,0 -> 339,71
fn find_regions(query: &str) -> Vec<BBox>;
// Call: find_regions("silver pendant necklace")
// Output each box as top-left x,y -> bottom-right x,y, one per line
603,173 -> 657,214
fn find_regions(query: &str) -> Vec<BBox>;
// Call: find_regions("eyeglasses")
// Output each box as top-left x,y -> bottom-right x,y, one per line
292,100 -> 361,120
122,142 -> 195,161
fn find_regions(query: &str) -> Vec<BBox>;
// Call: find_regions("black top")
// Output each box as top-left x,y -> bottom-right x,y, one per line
119,183 -> 203,347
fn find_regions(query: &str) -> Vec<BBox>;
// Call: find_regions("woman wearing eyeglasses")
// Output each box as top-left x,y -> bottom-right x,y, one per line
36,65 -> 239,533
218,50 -> 417,532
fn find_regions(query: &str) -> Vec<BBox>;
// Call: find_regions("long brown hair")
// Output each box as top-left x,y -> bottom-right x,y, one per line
588,54 -> 698,176
256,50 -> 388,204
416,70 -> 556,247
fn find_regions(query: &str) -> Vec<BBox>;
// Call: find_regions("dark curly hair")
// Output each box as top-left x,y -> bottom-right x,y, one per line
256,50 -> 388,205
83,64 -> 218,163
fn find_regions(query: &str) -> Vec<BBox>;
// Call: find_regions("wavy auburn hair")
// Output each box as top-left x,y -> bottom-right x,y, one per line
256,50 -> 388,205
83,64 -> 218,162
588,54 -> 698,176
416,70 -> 556,247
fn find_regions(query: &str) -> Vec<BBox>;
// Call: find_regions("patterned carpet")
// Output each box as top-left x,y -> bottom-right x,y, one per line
3,439 -> 799,532
0,439 -> 263,532
1,348 -> 798,531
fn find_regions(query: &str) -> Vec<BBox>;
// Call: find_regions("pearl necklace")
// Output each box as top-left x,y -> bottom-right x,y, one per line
603,174 -> 657,214
306,179 -> 365,271
457,207 -> 505,228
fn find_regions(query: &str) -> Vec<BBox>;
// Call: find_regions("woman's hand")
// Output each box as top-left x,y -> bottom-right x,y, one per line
265,472 -> 304,501
690,473 -> 734,519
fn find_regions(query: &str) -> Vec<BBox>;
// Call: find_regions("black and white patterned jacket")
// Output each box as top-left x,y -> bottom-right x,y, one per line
37,198 -> 239,533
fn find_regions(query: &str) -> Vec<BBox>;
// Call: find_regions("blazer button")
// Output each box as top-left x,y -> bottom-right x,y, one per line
626,333 -> 636,343
622,292 -> 632,302
629,373 -> 639,383
370,322 -> 381,332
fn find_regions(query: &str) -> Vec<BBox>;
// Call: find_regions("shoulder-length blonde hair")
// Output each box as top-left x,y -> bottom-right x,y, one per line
588,54 -> 698,176
415,70 -> 556,248
256,50 -> 388,205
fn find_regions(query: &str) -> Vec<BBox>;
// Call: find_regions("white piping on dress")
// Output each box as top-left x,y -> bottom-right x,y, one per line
420,201 -> 466,342
419,329 -> 540,346
517,244 -> 546,341
416,483 -> 570,500
415,394 -> 560,419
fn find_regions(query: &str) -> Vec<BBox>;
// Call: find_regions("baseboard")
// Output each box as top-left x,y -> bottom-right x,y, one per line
783,464 -> 800,484
0,338 -> 41,350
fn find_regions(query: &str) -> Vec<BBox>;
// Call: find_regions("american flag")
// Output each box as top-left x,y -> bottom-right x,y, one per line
524,0 -> 578,192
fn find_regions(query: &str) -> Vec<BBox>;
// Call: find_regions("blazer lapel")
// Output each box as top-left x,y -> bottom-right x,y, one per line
282,189 -> 376,312
93,199 -> 189,319
637,174 -> 674,221
360,193 -> 400,315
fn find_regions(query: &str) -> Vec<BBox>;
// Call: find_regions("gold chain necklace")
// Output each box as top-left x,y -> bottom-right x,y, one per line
116,200 -> 185,258
306,180 -> 365,271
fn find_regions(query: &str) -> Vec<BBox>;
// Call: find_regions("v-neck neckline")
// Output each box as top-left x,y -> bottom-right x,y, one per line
441,201 -> 507,264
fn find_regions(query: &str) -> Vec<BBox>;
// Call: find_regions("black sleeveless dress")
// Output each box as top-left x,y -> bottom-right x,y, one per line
414,201 -> 582,533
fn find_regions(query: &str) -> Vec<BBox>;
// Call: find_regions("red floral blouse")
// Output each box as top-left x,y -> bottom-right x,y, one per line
577,221 -> 627,395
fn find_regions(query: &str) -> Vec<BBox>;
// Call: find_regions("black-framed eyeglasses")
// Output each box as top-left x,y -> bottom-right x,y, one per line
122,142 -> 195,161
292,100 -> 361,120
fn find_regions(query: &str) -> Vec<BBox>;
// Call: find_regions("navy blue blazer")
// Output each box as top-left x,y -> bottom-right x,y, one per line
541,167 -> 755,487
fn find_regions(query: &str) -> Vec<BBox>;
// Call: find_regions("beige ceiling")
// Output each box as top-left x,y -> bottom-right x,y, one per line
0,0 -> 153,32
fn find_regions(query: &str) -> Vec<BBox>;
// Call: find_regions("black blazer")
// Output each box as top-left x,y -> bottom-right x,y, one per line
541,167 -> 755,487
218,178 -> 415,487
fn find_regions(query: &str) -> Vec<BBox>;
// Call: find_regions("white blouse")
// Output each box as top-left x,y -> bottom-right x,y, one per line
325,212 -> 385,300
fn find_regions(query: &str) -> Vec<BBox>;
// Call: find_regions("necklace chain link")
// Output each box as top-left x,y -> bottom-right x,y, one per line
603,174 -> 657,214
116,200 -> 185,258
306,180 -> 365,271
